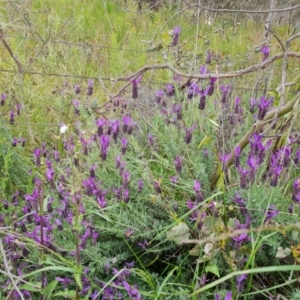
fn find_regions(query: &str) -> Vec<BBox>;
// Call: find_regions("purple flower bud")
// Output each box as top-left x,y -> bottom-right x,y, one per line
184,124 -> 196,144
207,78 -> 217,96
55,219 -> 63,231
235,146 -> 241,168
96,118 -> 107,136
249,98 -> 257,113
166,83 -> 175,97
115,155 -> 121,169
87,79 -> 94,96
90,164 -> 96,178
99,134 -> 110,161
155,89 -> 164,104
121,137 -> 128,155
34,148 -> 42,167
9,111 -> 15,124
122,170 -> 131,187
148,134 -> 154,147
73,100 -> 80,114
92,230 -> 99,246
123,188 -> 130,203
1,93 -> 6,106
220,85 -> 230,103
174,156 -> 182,173
131,75 -> 142,99
200,65 -> 208,74
16,103 -> 21,115
153,180 -> 162,193
264,205 -> 279,222
172,26 -> 181,46
260,45 -> 270,61
187,82 -> 199,100
206,50 -> 212,64
138,179 -> 144,193
74,84 -> 81,94
170,176 -> 178,188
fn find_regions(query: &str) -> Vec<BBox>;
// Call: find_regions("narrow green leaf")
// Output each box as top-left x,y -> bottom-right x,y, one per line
43,280 -> 58,300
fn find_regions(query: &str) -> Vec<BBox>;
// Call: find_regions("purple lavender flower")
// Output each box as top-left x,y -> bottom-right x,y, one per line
219,152 -> 230,171
153,180 -> 162,193
170,176 -> 178,188
294,149 -> 300,165
238,167 -> 249,189
257,96 -> 273,120
200,65 -> 208,74
148,134 -> 154,147
1,93 -> 6,106
198,88 -> 209,110
270,165 -> 282,186
174,156 -> 182,173
172,26 -> 181,46
155,89 -> 164,104
131,75 -> 142,99
55,277 -> 73,290
166,83 -> 175,97
110,119 -> 120,140
187,82 -> 200,100
249,98 -> 257,113
138,239 -> 148,249
96,118 -> 107,136
74,84 -> 81,94
16,103 -> 21,115
34,148 -> 42,167
123,188 -> 130,203
121,137 -> 128,155
193,180 -> 204,202
122,170 -> 131,187
99,134 -> 110,160
207,78 -> 217,96
235,146 -> 241,168
9,111 -> 14,124
220,85 -> 230,103
237,274 -> 247,292
92,230 -> 99,246
97,195 -> 107,208
247,155 -> 260,181
206,50 -> 212,64
184,123 -> 196,144
87,165 -> 95,179
260,45 -> 270,61
234,97 -> 241,114
138,179 -> 144,193
123,116 -> 135,134
115,155 -> 121,169
264,205 -> 279,222
87,79 -> 94,96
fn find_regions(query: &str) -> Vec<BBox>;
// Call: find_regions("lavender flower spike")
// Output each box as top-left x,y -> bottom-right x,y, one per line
172,26 -> 181,46
99,134 -> 110,161
131,75 -> 142,99
184,123 -> 196,144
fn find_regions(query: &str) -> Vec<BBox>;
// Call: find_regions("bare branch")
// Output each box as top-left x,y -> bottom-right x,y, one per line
210,94 -> 300,190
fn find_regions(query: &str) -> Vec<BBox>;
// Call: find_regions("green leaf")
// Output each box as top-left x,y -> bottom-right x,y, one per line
205,264 -> 220,278
53,289 -> 76,298
166,222 -> 190,245
43,280 -> 58,299
74,272 -> 83,290
19,283 -> 40,292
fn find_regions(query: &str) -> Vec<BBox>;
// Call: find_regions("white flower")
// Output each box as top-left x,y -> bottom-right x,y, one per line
59,124 -> 68,134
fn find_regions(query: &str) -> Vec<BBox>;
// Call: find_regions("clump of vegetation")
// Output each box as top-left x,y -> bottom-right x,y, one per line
1,1 -> 300,299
